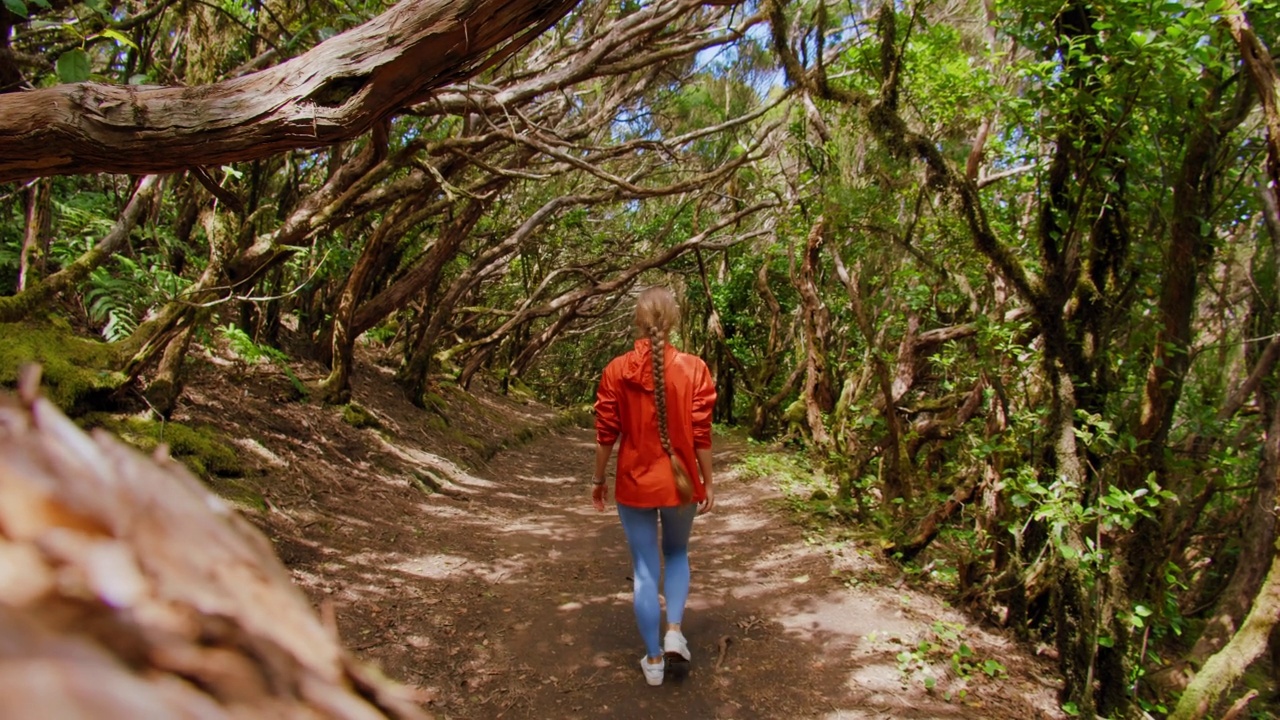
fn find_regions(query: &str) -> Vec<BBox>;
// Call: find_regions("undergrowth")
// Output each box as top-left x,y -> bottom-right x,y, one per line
737,444 -> 858,525
219,324 -> 308,400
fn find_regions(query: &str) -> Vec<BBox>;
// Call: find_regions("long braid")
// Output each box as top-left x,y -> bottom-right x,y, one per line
650,324 -> 694,503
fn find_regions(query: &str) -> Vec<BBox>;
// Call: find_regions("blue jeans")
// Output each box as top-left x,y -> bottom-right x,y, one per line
616,503 -> 697,658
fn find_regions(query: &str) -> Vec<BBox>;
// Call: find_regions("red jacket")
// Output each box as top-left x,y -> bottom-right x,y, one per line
595,339 -> 716,507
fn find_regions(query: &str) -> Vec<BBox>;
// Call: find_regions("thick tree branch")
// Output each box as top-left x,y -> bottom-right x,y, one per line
0,0 -> 577,182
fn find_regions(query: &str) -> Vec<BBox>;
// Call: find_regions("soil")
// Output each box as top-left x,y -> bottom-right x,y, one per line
166,348 -> 1068,720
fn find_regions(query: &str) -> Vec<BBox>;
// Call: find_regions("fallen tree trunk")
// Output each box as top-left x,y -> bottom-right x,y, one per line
0,367 -> 429,719
0,0 -> 577,182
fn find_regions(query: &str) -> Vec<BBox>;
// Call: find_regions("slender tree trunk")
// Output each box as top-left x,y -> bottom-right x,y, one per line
1046,371 -> 1099,718
17,178 -> 51,291
796,217 -> 834,447
318,220 -> 399,405
829,236 -> 907,505
119,209 -> 232,381
144,322 -> 201,417
747,261 -> 792,438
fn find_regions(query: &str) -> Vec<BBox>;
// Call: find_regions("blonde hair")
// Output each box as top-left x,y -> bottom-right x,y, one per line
635,287 -> 694,503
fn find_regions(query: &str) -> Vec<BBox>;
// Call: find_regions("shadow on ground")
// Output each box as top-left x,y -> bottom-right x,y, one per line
274,426 -> 1063,719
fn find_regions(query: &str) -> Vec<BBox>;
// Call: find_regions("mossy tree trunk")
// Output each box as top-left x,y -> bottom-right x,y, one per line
17,177 -> 51,292
1169,459 -> 1280,720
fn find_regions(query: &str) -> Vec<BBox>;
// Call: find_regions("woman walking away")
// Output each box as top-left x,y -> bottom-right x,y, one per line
591,286 -> 717,687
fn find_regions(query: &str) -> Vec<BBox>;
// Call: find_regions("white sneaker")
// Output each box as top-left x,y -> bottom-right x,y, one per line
664,630 -> 691,660
664,630 -> 690,677
640,655 -> 665,686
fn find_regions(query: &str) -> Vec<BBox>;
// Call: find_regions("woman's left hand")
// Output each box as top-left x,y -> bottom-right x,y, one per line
591,482 -> 608,512
698,484 -> 715,515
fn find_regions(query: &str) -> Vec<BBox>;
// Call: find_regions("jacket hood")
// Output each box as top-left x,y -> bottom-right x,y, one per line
620,338 -> 676,391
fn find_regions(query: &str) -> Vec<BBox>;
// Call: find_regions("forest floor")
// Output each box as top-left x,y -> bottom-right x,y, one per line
168,348 -> 1069,720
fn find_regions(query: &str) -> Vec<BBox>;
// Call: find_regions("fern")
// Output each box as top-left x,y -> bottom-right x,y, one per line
218,324 -> 309,399
83,254 -> 192,342
85,265 -> 140,341
220,324 -> 283,363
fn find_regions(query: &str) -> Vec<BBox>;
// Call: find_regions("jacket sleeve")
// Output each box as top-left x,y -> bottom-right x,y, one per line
594,362 -> 621,446
691,358 -> 717,449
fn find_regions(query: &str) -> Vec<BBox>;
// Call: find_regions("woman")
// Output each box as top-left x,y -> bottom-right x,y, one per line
591,286 -> 716,686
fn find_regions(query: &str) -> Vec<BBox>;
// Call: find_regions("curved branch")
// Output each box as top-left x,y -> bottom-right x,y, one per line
0,0 -> 577,182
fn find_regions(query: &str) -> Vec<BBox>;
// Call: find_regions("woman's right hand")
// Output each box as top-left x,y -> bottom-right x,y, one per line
591,482 -> 608,512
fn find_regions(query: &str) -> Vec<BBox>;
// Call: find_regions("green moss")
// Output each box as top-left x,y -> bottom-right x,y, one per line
341,403 -> 381,429
84,414 -> 243,477
0,320 -> 126,412
422,391 -> 449,418
209,478 -> 267,512
445,426 -> 488,454
507,376 -> 536,400
783,398 -> 806,423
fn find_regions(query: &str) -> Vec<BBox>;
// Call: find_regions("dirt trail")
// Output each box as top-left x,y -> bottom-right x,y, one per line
395,425 -> 1065,719
177,360 -> 1066,719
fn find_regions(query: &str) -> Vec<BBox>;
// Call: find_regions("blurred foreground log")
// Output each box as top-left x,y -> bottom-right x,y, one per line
0,368 -> 429,719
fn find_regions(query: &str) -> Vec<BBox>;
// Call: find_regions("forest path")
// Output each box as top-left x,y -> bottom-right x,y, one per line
195,360 -> 1065,719
304,421 -> 1065,719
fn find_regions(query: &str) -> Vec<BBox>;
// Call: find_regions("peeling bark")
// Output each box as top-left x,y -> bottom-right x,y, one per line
0,375 -> 427,719
795,217 -> 834,447
0,0 -> 578,182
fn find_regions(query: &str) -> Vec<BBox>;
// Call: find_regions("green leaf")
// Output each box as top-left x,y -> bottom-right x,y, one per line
1097,635 -> 1114,648
56,49 -> 91,83
2,0 -> 28,17
97,29 -> 138,49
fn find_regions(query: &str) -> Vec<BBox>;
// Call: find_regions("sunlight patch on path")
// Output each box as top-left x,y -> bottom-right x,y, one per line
514,473 -> 577,485
773,591 -> 911,644
232,437 -> 288,467
387,552 -> 536,584
374,435 -> 497,490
